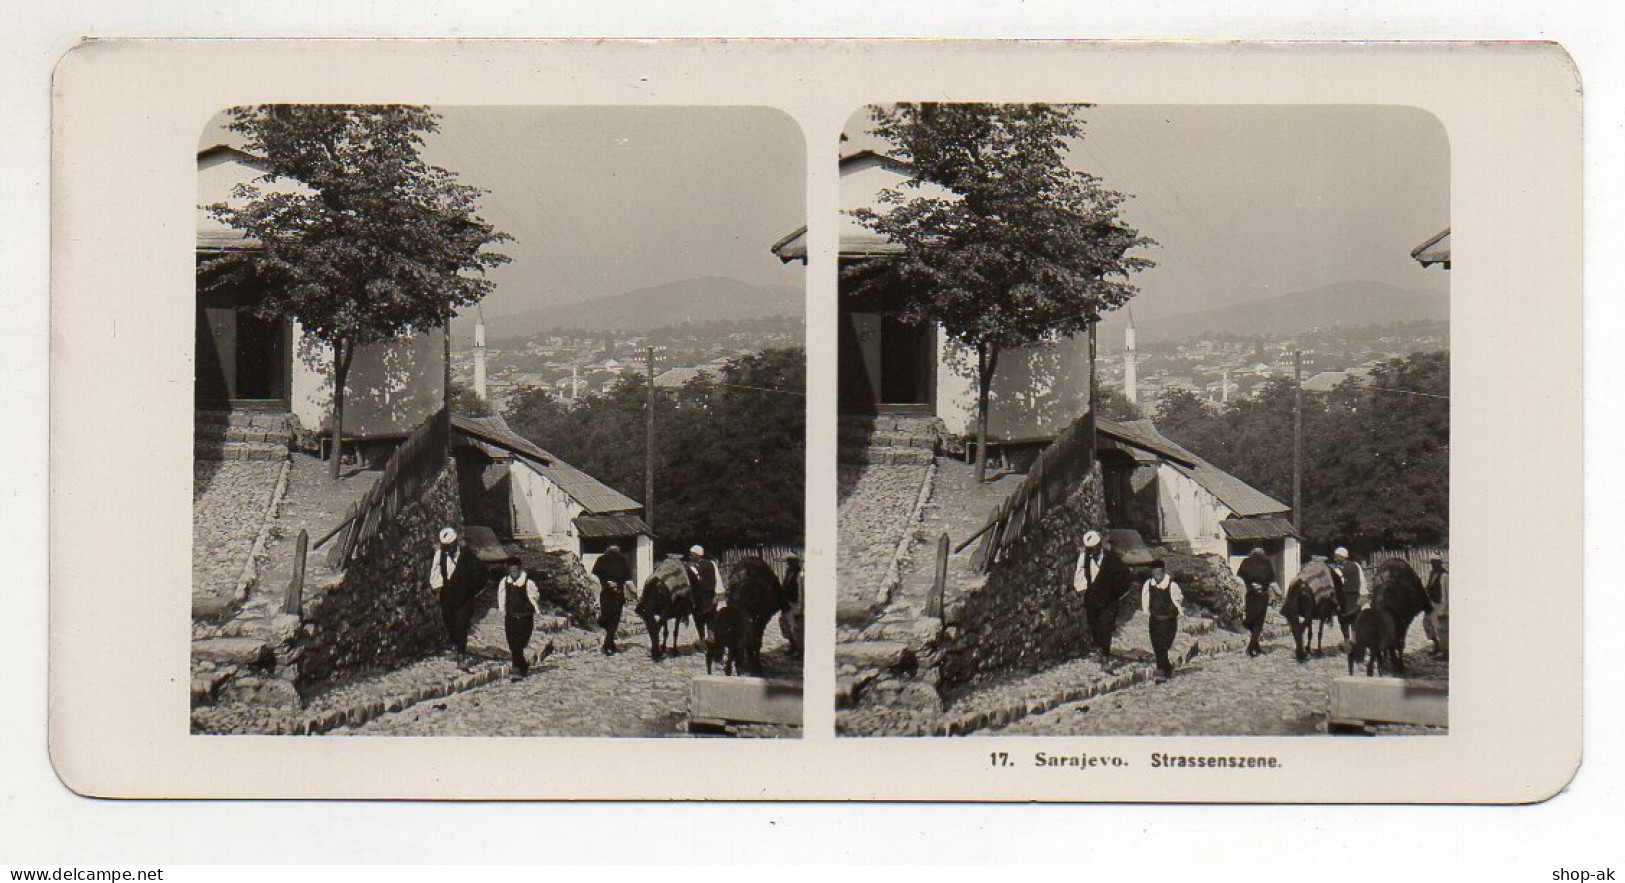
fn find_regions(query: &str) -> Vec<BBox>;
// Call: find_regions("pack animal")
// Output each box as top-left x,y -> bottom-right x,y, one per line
1365,558 -> 1434,674
1347,606 -> 1399,676
713,557 -> 786,676
704,604 -> 753,676
635,558 -> 695,661
1282,559 -> 1343,662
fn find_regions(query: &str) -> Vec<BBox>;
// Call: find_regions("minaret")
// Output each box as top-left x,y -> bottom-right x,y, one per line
1124,309 -> 1139,407
473,306 -> 488,404
570,364 -> 580,402
1222,367 -> 1231,404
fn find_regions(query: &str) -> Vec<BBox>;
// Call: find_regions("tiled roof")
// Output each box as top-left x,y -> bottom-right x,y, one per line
1115,419 -> 1291,518
1411,227 -> 1451,267
1096,417 -> 1197,467
452,413 -> 642,515
573,513 -> 652,539
1220,516 -> 1301,541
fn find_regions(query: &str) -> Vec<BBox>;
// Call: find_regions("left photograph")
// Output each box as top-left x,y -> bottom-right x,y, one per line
189,105 -> 807,737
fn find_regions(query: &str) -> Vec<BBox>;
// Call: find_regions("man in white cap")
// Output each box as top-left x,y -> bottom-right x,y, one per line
428,526 -> 482,662
1074,529 -> 1131,671
685,544 -> 724,643
1332,546 -> 1367,612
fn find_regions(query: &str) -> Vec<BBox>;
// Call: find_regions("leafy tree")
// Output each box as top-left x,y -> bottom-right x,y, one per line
202,105 -> 512,478
448,380 -> 491,417
1152,351 -> 1449,553
502,348 -> 806,552
1094,383 -> 1142,421
850,103 -> 1154,481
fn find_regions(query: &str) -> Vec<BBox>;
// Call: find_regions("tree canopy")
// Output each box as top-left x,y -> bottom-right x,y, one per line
849,103 -> 1154,480
1154,350 -> 1449,552
201,104 -> 511,476
503,347 -> 806,553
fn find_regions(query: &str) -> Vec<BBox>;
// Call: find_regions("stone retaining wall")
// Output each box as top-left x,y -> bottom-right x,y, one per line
938,465 -> 1108,699
281,462 -> 462,691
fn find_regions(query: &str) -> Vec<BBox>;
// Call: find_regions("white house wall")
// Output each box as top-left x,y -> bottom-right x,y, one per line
935,327 -> 1093,442
291,323 -> 446,438
1154,463 -> 1228,557
509,461 -> 586,553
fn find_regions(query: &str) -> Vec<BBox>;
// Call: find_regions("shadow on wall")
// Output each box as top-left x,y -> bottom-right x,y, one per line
939,334 -> 1090,443
295,331 -> 443,446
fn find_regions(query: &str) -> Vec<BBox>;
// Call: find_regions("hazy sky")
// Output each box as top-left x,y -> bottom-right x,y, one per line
844,104 -> 1450,321
203,106 -> 808,318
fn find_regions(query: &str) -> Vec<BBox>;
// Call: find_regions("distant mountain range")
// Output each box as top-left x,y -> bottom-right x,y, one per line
465,276 -> 804,342
1103,280 -> 1449,345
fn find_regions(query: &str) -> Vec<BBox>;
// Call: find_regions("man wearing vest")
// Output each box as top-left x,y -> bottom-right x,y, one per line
496,556 -> 541,679
1423,556 -> 1449,659
428,526 -> 483,664
1073,530 -> 1131,671
1141,559 -> 1185,682
591,544 -> 635,656
686,545 -> 723,642
1333,546 -> 1366,611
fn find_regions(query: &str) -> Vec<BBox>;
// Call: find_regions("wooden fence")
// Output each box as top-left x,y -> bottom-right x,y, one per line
966,410 -> 1096,573
318,406 -> 451,571
721,545 -> 803,582
1361,545 -> 1449,574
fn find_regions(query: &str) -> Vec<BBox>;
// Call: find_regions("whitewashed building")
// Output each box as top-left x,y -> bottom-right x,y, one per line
197,145 -> 445,446
772,149 -> 1093,448
1097,418 -> 1301,578
451,414 -> 654,584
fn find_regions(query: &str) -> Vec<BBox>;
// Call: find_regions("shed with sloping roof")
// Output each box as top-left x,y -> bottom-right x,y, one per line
451,413 -> 653,584
1096,418 -> 1300,578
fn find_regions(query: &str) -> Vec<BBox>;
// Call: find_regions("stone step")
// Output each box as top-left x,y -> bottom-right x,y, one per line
195,424 -> 291,444
838,445 -> 935,466
835,639 -> 914,672
839,414 -> 941,435
195,440 -> 289,461
197,410 -> 295,431
192,636 -> 275,667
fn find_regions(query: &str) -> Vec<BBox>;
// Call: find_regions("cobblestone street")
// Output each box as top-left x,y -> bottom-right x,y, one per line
192,458 -> 283,613
336,619 -> 802,737
837,461 -> 931,624
995,615 -> 1446,736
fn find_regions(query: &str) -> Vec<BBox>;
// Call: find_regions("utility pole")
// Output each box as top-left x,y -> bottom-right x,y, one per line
1293,349 -> 1303,531
645,345 -> 656,533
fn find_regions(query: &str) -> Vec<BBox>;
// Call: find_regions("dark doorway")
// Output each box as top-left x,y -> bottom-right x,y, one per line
196,278 -> 291,408
839,271 -> 934,413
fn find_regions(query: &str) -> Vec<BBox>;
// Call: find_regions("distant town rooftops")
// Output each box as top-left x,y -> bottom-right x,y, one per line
1301,371 -> 1348,393
654,366 -> 712,388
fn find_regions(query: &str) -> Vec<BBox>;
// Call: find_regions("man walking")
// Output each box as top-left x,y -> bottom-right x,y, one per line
1141,559 -> 1184,682
1237,547 -> 1278,657
686,545 -> 723,643
428,526 -> 482,665
779,553 -> 805,656
496,555 -> 541,679
592,544 -> 634,655
1333,547 -> 1366,611
1073,530 -> 1130,670
1423,556 -> 1449,658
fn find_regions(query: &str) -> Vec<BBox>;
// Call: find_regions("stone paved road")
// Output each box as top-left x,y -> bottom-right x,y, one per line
837,461 -> 930,625
193,458 -> 283,613
995,617 -> 1446,736
339,620 -> 802,737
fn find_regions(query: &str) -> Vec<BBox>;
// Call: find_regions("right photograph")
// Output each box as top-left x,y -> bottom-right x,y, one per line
807,103 -> 1451,738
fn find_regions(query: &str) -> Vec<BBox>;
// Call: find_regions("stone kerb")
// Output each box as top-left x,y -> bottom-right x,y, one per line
938,464 -> 1108,698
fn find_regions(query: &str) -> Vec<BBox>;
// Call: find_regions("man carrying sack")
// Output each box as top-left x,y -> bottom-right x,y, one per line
428,526 -> 482,665
1074,530 -> 1131,671
591,544 -> 635,656
1236,547 -> 1278,658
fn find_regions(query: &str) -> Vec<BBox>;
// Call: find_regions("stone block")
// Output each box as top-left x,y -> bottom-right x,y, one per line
1331,676 -> 1448,729
193,637 -> 274,667
689,676 -> 803,728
